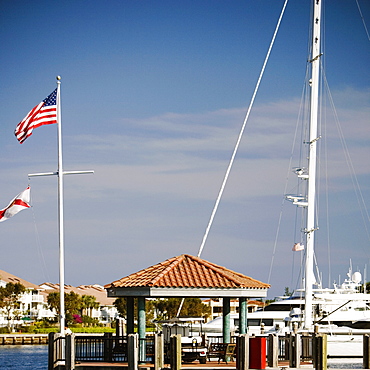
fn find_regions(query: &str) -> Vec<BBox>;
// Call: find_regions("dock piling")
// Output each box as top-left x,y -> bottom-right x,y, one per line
237,333 -> 249,370
289,333 -> 301,368
364,334 -> 370,369
313,333 -> 327,370
170,334 -> 181,370
268,333 -> 279,368
65,333 -> 75,370
128,333 -> 139,370
154,333 -> 164,370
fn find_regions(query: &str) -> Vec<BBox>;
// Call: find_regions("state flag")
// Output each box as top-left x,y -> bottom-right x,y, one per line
0,187 -> 31,222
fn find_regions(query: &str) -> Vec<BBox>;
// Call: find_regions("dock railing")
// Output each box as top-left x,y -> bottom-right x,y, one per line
48,332 -> 161,369
48,331 -> 370,370
48,332 -> 65,370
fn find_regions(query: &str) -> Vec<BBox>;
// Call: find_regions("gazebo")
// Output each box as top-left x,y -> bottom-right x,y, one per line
105,254 -> 270,354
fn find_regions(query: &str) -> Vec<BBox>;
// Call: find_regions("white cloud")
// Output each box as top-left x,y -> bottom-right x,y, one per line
1,87 -> 368,298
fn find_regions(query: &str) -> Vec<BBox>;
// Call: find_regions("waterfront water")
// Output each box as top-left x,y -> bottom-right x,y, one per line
0,345 -> 363,369
328,359 -> 363,369
0,345 -> 47,369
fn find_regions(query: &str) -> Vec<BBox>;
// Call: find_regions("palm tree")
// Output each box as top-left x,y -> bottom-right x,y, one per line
81,295 -> 99,318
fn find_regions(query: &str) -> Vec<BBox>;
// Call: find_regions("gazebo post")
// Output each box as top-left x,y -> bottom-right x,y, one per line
239,297 -> 247,334
222,297 -> 231,343
138,297 -> 146,363
126,297 -> 135,334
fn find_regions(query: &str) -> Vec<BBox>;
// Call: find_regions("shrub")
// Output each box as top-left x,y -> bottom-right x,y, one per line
0,327 -> 10,334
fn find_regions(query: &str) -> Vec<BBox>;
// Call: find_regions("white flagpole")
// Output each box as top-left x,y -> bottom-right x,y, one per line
28,76 -> 94,335
56,76 -> 66,335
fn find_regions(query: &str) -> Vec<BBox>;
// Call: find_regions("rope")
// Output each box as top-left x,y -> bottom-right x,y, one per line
267,68 -> 309,287
356,0 -> 370,42
322,71 -> 370,244
176,1 -> 290,318
28,177 -> 51,283
197,0 -> 289,258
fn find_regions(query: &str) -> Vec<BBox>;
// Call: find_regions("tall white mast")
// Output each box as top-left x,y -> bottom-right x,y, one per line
304,0 -> 322,330
29,76 -> 93,335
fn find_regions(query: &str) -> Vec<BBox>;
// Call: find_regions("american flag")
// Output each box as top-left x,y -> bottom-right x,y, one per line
15,88 -> 58,143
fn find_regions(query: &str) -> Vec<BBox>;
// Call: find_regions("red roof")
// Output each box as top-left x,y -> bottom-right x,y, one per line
105,254 -> 269,290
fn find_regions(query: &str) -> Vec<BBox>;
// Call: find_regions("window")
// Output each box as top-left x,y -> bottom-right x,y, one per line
248,319 -> 273,326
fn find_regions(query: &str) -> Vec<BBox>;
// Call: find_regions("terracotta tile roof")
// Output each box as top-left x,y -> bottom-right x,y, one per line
105,254 -> 270,290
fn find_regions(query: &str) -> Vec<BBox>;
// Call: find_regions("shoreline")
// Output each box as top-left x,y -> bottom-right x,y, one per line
0,333 -> 48,345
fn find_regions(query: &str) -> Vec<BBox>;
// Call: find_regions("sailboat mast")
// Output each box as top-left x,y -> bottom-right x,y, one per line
304,0 -> 322,330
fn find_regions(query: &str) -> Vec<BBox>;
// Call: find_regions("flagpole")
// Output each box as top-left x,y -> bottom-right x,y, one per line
27,77 -> 94,335
56,76 -> 66,335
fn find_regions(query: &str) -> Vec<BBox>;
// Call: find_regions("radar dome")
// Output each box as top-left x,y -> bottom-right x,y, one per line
352,272 -> 362,283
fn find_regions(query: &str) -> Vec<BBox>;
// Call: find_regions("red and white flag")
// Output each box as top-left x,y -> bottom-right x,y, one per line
15,88 -> 58,144
0,187 -> 31,222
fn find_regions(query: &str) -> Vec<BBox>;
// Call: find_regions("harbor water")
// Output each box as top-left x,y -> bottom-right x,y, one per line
0,345 -> 47,369
0,344 -> 363,369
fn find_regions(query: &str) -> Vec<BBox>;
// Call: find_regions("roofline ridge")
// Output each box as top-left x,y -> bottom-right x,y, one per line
193,256 -> 269,288
110,258 -> 169,287
223,268 -> 270,287
151,255 -> 184,286
198,258 -> 245,285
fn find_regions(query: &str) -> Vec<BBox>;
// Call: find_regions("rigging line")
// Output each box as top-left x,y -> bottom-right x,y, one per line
28,181 -> 51,283
267,90 -> 302,286
293,247 -> 306,294
267,60 -> 311,288
290,205 -> 299,287
356,0 -> 370,42
319,59 -> 334,288
197,0 -> 289,258
322,70 -> 370,243
322,91 -> 332,287
313,251 -> 322,288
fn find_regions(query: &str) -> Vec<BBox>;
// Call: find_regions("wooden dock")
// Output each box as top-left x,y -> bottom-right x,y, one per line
0,333 -> 48,345
71,361 -> 237,369
55,360 -> 315,370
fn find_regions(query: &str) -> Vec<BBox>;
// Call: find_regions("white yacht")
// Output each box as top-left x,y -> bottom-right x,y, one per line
202,271 -> 369,338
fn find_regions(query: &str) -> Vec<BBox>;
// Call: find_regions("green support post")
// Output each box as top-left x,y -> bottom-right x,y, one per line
223,297 -> 231,343
239,297 -> 247,334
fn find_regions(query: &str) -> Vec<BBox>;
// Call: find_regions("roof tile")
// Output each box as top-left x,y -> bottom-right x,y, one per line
105,254 -> 269,290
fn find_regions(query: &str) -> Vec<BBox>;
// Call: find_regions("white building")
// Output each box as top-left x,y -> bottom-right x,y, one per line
39,282 -> 118,324
0,269 -> 49,327
0,269 -> 118,328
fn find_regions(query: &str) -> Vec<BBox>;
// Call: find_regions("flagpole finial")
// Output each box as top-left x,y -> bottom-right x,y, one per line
56,75 -> 61,81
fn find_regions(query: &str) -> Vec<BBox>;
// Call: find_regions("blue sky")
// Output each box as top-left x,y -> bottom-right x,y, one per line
0,0 -> 369,299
